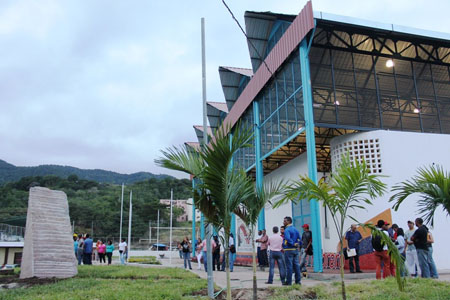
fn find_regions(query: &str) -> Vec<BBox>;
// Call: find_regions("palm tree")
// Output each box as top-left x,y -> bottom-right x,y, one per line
274,155 -> 388,300
234,181 -> 284,300
155,124 -> 254,300
390,165 -> 450,227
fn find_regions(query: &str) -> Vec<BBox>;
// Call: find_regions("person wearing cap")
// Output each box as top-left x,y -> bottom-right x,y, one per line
299,224 -> 312,276
345,224 -> 363,273
372,220 -> 391,279
282,216 -> 302,285
404,220 -> 421,277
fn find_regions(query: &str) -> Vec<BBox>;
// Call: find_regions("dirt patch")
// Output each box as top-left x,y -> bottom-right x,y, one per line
0,274 -> 63,290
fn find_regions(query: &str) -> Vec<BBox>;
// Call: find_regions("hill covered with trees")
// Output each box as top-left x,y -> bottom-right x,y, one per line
0,159 -> 171,185
0,175 -> 193,238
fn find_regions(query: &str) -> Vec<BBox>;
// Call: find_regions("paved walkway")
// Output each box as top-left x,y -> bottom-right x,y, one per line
149,256 -> 450,289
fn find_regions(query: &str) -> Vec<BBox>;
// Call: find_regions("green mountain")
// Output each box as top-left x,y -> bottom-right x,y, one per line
0,175 -> 193,237
0,159 -> 171,186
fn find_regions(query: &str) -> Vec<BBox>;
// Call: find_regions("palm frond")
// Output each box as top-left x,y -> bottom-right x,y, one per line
390,165 -> 450,226
155,145 -> 205,177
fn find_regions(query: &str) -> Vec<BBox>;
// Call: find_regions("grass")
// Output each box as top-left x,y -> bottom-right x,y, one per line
1,266 -> 207,300
127,256 -> 161,265
269,277 -> 450,300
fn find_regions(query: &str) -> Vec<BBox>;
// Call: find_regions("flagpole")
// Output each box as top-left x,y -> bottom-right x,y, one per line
127,190 -> 132,263
169,189 -> 173,265
119,183 -> 124,242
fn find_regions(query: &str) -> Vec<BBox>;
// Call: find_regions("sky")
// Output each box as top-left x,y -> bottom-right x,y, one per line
0,0 -> 449,178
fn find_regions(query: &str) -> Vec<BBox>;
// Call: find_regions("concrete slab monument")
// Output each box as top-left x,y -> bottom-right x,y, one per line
20,187 -> 77,278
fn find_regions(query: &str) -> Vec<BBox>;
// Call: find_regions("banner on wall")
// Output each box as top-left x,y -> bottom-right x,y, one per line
236,217 -> 253,252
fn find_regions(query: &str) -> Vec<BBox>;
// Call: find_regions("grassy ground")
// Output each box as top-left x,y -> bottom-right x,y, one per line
1,266 -> 207,300
127,256 -> 161,265
270,277 -> 450,300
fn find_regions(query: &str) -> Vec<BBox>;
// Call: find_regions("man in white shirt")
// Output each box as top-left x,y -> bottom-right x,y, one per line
118,238 -> 128,265
266,226 -> 286,284
404,220 -> 421,277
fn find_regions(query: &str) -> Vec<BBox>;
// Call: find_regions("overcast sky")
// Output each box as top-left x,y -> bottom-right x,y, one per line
1,0 -> 449,178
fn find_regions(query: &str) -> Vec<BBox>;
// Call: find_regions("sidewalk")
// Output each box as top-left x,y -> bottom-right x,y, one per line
150,257 -> 450,289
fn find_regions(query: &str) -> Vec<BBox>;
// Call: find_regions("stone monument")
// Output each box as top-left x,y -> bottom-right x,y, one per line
20,187 -> 77,278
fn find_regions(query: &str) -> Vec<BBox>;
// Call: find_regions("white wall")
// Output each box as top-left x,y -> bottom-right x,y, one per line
264,152 -> 309,235
329,130 -> 450,269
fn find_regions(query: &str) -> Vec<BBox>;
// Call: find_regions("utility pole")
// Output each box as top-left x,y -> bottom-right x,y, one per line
119,183 -> 124,242
201,17 -> 214,299
149,221 -> 151,248
169,189 -> 173,265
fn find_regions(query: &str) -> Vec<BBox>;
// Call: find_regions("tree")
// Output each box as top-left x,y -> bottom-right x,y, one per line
155,124 -> 254,300
274,155 -> 389,300
390,165 -> 450,227
235,181 -> 284,300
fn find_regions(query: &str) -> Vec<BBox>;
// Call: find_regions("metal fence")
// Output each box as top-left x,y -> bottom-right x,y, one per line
0,223 -> 25,242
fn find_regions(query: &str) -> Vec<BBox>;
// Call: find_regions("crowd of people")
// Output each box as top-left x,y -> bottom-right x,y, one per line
369,218 -> 439,279
73,234 -> 120,266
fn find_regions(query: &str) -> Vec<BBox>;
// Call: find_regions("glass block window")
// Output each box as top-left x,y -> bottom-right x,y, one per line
331,138 -> 382,174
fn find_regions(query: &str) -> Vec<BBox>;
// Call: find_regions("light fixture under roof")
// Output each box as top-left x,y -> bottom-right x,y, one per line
334,100 -> 340,105
413,108 -> 420,113
386,59 -> 395,68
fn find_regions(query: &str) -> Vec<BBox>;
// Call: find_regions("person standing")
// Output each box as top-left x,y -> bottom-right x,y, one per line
83,234 -> 93,265
222,233 -> 236,272
196,238 -> 203,270
256,229 -> 269,270
119,238 -> 128,265
404,220 -> 421,277
181,236 -> 192,270
265,226 -> 286,285
212,236 -> 221,271
77,235 -> 85,265
395,228 -> 406,276
73,234 -> 79,258
345,224 -> 363,273
411,218 -> 430,278
372,220 -> 390,279
202,236 -> 216,273
256,230 -> 262,268
106,240 -> 114,265
282,216 -> 301,285
299,224 -> 312,277
98,240 -> 106,264
424,227 -> 439,279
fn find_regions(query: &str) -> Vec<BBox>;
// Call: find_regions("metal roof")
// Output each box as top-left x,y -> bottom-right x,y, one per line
207,101 -> 228,130
184,142 -> 200,151
244,11 -> 296,73
314,11 -> 450,43
218,66 -> 253,111
193,125 -> 213,143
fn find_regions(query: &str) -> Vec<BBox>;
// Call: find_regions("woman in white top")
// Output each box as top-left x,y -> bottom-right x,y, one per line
396,228 -> 406,276
196,238 -> 203,270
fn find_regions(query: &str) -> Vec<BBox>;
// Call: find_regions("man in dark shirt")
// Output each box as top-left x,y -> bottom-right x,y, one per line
345,224 -> 363,273
411,218 -> 430,278
83,234 -> 93,265
299,224 -> 312,276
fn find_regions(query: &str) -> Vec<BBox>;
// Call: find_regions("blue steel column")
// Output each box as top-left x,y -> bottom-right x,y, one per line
192,178 -> 196,255
229,133 -> 236,239
300,39 -> 323,272
253,100 -> 265,230
200,214 -> 205,239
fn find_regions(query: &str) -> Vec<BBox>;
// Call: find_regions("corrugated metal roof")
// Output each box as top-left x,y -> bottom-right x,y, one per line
207,101 -> 228,130
219,66 -> 252,111
222,1 -> 315,135
184,142 -> 200,151
193,125 -> 213,143
244,11 -> 296,73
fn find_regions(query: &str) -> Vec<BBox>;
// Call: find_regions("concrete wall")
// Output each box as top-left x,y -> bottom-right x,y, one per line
260,130 -> 450,270
327,130 -> 450,269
